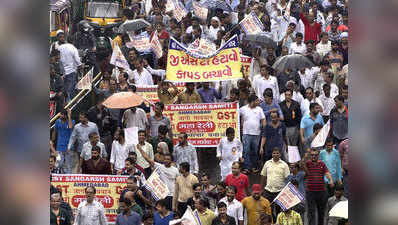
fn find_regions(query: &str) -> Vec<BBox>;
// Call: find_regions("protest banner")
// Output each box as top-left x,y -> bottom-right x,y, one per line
193,1 -> 208,21
76,68 -> 93,90
173,0 -> 188,22
163,102 -> 240,147
273,182 -> 305,211
165,0 -> 174,12
311,120 -> 330,148
240,55 -> 252,77
110,44 -> 130,70
198,38 -> 217,55
169,206 -> 201,225
239,11 -> 265,35
166,35 -> 242,82
135,84 -> 186,104
128,33 -> 151,52
150,30 -> 163,58
50,174 -> 129,223
143,168 -> 169,201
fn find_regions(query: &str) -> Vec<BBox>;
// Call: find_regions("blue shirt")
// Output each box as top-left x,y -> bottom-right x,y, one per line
54,119 -> 75,152
116,211 -> 141,225
260,101 -> 283,123
154,211 -> 174,225
286,171 -> 306,195
300,114 -> 324,139
197,87 -> 221,103
319,149 -> 342,184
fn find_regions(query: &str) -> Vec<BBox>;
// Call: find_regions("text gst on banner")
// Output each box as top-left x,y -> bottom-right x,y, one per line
51,174 -> 129,223
166,36 -> 243,82
163,102 -> 240,147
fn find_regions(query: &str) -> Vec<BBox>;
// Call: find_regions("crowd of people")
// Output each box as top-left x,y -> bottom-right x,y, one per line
50,0 -> 349,224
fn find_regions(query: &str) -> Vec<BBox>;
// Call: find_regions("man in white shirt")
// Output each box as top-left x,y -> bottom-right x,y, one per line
110,129 -> 133,174
131,57 -> 153,85
301,87 -> 324,116
74,186 -> 107,225
122,106 -> 148,130
319,83 -> 336,122
279,80 -> 304,105
239,94 -> 266,173
58,40 -> 82,102
298,67 -> 315,90
253,64 -> 280,102
217,127 -> 243,181
216,186 -> 244,225
289,32 -> 306,54
319,72 -> 339,98
132,130 -> 154,177
316,32 -> 332,58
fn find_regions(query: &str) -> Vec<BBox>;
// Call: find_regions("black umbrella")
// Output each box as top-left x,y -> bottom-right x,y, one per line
272,54 -> 315,72
243,33 -> 277,48
118,19 -> 150,33
202,0 -> 232,12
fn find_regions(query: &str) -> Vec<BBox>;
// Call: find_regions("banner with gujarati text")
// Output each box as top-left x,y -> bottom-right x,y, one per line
163,102 -> 240,147
273,182 -> 305,211
239,11 -> 265,35
51,174 -> 129,223
143,168 -> 169,201
166,35 -> 242,82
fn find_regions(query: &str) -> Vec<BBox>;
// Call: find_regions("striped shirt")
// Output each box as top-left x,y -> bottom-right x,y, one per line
305,160 -> 329,191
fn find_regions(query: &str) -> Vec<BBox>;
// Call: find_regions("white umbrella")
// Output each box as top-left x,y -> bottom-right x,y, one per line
329,200 -> 348,219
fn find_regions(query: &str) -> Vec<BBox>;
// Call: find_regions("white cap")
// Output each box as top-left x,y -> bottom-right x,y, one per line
211,17 -> 220,23
340,32 -> 348,39
56,30 -> 64,36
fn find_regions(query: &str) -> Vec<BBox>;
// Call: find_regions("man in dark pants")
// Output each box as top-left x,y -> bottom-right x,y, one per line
301,149 -> 334,225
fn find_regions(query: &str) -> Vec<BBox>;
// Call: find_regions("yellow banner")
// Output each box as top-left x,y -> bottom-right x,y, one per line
163,102 -> 240,147
166,36 -> 243,82
51,174 -> 129,223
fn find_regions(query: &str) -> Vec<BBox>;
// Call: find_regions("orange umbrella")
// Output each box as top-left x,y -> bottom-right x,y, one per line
102,92 -> 146,109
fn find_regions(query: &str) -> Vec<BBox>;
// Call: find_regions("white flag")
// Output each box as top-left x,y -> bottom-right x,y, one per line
193,1 -> 208,21
110,44 -> 130,70
150,30 -> 163,58
169,206 -> 201,225
311,120 -> 331,148
76,68 -> 93,90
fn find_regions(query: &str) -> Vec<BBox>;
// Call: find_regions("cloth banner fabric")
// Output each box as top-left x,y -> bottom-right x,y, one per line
150,30 -> 163,58
173,0 -> 188,22
166,35 -> 242,82
128,33 -> 151,52
169,206 -> 201,225
143,168 -> 169,201
193,1 -> 208,21
50,174 -> 129,223
110,44 -> 130,70
124,127 -> 139,145
76,68 -> 93,90
239,11 -> 265,35
311,120 -> 331,148
163,102 -> 240,147
273,182 -> 305,211
240,55 -> 252,77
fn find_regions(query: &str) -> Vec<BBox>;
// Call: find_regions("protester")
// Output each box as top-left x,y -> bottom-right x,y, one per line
82,146 -> 112,174
116,198 -> 141,225
217,127 -> 243,181
176,82 -> 202,104
187,183 -> 208,211
325,184 -> 347,225
74,186 -> 107,225
49,155 -> 64,174
260,112 -> 288,162
149,125 -> 174,155
241,184 -> 272,225
79,132 -> 107,170
132,130 -> 154,177
123,191 -> 144,217
120,157 -> 146,185
110,129 -> 134,174
225,162 -> 250,202
154,199 -> 174,225
173,162 -> 199,216
122,106 -> 148,130
329,95 -> 349,146
212,201 -> 236,225
195,198 -> 216,225
217,186 -> 243,225
338,138 -> 349,197
275,208 -> 303,225
173,133 -> 199,174
319,137 -> 343,197
120,176 -> 150,211
50,193 -> 72,225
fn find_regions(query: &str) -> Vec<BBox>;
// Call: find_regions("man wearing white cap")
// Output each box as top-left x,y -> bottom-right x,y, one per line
49,30 -> 65,54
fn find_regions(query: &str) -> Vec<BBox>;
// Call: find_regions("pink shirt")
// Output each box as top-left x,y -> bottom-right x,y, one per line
338,139 -> 349,170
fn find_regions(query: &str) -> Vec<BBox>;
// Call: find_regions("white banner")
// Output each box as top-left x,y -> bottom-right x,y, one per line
128,33 -> 151,52
169,206 -> 201,225
150,30 -> 163,58
198,38 -> 217,55
311,120 -> 331,148
110,44 -> 130,70
273,182 -> 305,211
124,127 -> 139,145
239,11 -> 265,35
193,1 -> 208,21
174,0 -> 188,22
76,68 -> 93,90
143,168 -> 169,201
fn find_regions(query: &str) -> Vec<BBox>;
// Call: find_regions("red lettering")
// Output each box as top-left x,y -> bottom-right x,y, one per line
56,185 -> 69,194
115,186 -> 124,194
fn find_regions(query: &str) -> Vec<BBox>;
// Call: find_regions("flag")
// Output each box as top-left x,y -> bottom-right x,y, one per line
150,30 -> 163,58
169,206 -> 201,225
311,120 -> 331,148
110,44 -> 130,70
76,68 -> 93,90
143,168 -> 169,201
273,182 -> 305,211
193,1 -> 208,21
239,11 -> 265,34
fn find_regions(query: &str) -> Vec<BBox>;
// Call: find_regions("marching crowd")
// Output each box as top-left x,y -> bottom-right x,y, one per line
50,0 -> 349,225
